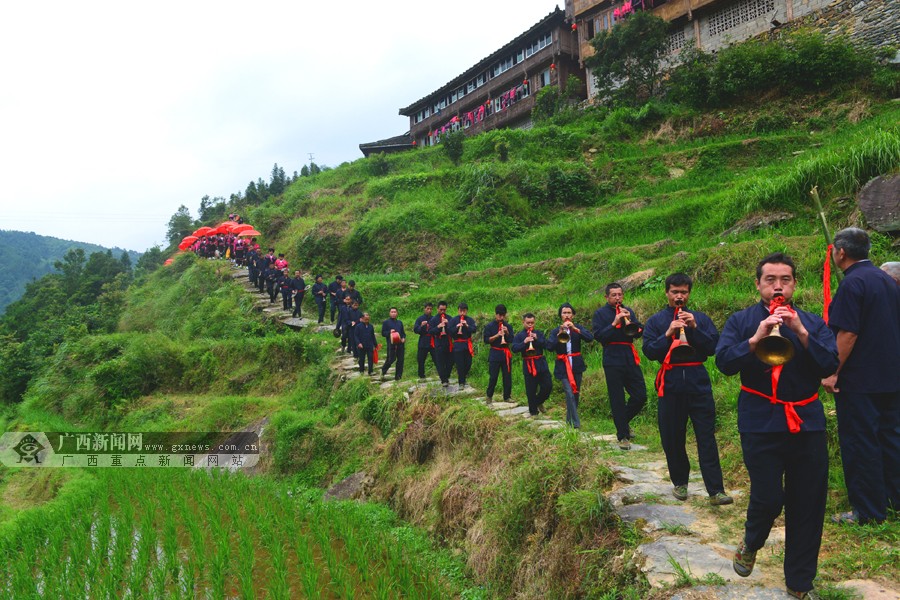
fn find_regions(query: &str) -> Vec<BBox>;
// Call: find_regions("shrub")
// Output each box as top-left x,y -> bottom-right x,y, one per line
368,152 -> 390,176
752,113 -> 792,133
442,130 -> 466,165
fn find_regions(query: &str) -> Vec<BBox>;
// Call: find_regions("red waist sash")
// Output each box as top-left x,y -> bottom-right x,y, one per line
556,352 -> 582,394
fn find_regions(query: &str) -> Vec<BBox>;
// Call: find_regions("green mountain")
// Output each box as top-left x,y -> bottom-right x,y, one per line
0,230 -> 141,314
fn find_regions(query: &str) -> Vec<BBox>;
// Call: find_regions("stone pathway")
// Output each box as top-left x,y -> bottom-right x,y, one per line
231,265 -> 897,600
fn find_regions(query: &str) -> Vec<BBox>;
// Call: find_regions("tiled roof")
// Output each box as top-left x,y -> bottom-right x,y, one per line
399,7 -> 565,116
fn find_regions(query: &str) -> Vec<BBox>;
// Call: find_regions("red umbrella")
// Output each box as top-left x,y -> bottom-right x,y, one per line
182,235 -> 198,244
164,258 -> 174,266
218,221 -> 239,228
238,229 -> 261,237
232,224 -> 254,233
194,226 -> 214,237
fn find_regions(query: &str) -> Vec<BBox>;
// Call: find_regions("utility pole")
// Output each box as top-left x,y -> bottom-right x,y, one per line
307,153 -> 314,166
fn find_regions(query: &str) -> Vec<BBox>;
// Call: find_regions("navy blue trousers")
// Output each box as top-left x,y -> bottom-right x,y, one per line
486,360 -> 512,400
834,390 -> 900,522
434,343 -> 452,383
604,363 -> 647,441
740,431 -> 827,593
524,371 -> 553,416
658,391 -> 725,495
417,346 -> 435,379
453,350 -> 473,385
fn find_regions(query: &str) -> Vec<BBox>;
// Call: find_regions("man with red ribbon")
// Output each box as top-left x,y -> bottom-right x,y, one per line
643,273 -> 731,506
548,303 -> 594,429
823,227 -> 900,526
512,313 -> 553,417
448,302 -> 477,390
413,302 -> 436,381
716,253 -> 838,600
483,304 -> 515,404
593,283 -> 647,449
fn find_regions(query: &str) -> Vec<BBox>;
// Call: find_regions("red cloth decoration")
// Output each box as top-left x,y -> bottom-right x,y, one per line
823,244 -> 833,325
609,341 -> 640,365
374,344 -> 381,364
556,352 -> 582,394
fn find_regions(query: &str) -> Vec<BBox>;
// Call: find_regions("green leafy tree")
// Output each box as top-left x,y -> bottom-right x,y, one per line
300,165 -> 310,177
54,248 -> 86,295
269,163 -> 287,196
586,11 -> 668,105
135,246 -> 166,278
308,163 -> 321,176
198,195 -> 227,223
166,205 -> 195,246
442,130 -> 466,165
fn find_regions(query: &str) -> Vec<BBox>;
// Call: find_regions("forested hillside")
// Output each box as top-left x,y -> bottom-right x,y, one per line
0,230 -> 141,314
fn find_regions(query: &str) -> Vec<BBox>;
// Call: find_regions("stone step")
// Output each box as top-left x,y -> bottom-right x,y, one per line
497,406 -> 531,418
616,503 -> 696,532
636,536 -> 764,587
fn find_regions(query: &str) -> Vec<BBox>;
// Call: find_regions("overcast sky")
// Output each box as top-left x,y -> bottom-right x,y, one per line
0,1 -> 560,252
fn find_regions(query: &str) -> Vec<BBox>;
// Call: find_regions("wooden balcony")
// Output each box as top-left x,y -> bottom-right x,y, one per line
651,0 -> 718,22
572,0 -> 608,17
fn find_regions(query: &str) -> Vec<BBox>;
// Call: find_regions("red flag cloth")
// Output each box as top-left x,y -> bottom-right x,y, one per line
823,244 -> 833,325
556,352 -> 582,395
374,344 -> 381,364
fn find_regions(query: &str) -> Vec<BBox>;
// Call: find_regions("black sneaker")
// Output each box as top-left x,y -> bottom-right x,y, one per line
672,485 -> 688,501
709,492 -> 734,506
786,588 -> 818,599
733,540 -> 756,577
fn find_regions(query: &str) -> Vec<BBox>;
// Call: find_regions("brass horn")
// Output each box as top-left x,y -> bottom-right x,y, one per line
616,302 -> 641,337
754,294 -> 795,366
557,327 -> 571,344
669,302 -> 697,362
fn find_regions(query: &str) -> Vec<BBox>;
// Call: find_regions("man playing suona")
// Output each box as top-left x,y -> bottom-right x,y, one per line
511,312 -> 552,417
716,253 -> 838,600
448,303 -> 477,389
643,273 -> 732,506
483,304 -> 514,404
593,283 -> 646,449
548,303 -> 593,429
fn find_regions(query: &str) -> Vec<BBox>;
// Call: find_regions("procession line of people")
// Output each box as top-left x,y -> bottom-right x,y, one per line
223,226 -> 896,600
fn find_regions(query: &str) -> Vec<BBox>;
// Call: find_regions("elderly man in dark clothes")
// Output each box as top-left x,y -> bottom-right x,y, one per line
716,252 -> 838,600
824,228 -> 900,525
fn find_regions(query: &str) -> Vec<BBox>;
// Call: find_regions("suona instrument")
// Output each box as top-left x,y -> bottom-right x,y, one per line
669,301 -> 697,362
616,302 -> 641,337
754,293 -> 795,366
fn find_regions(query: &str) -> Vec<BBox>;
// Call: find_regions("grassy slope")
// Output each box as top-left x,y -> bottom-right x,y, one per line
1,90 -> 898,598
